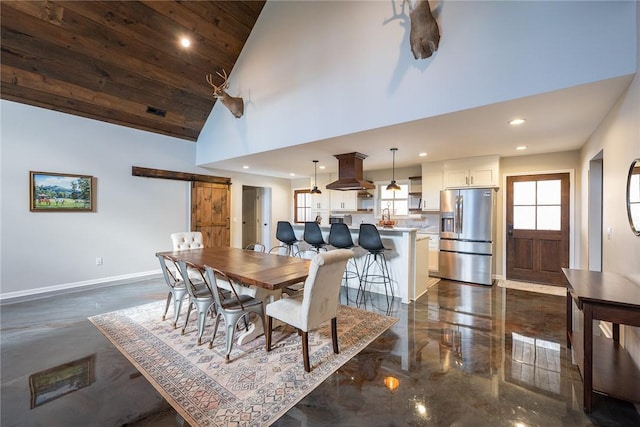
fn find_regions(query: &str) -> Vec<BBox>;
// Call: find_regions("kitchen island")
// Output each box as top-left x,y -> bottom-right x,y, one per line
292,224 -> 427,304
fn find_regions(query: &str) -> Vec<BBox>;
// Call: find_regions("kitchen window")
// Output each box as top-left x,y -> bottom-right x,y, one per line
378,182 -> 409,216
293,189 -> 312,223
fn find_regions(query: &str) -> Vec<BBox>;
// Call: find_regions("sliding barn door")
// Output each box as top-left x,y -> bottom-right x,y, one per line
191,181 -> 230,247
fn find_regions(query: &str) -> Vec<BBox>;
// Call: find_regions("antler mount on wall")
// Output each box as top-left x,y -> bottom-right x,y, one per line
206,70 -> 244,118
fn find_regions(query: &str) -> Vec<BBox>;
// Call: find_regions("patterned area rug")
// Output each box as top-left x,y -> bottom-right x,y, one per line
497,279 -> 566,296
89,301 -> 397,426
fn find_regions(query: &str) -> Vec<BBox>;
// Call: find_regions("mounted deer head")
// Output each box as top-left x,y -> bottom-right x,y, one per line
206,70 -> 244,118
407,0 -> 440,59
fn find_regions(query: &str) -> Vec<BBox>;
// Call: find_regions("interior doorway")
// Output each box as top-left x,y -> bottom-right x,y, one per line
242,186 -> 272,250
588,151 -> 603,272
505,173 -> 570,286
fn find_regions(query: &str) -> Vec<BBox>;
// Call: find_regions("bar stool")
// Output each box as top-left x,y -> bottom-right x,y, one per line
328,223 -> 360,303
303,221 -> 328,252
357,223 -> 394,306
274,221 -> 300,256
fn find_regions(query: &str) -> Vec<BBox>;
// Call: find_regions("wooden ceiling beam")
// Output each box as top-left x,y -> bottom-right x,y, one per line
132,166 -> 231,185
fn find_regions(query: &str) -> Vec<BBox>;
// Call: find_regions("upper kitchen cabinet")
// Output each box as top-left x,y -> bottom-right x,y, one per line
330,190 -> 358,211
422,162 -> 444,211
443,156 -> 499,188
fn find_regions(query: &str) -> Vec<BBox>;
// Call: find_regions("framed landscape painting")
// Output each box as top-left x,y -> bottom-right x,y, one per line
30,171 -> 94,212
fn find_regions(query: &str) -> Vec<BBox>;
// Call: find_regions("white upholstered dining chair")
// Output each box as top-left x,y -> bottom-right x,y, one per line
170,231 -> 204,250
170,231 -> 205,281
265,249 -> 353,372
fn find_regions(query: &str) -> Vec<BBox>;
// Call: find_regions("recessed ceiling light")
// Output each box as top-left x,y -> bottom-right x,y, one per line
319,165 -> 326,170
289,173 -> 295,177
418,152 -> 427,157
180,37 -> 191,48
509,118 -> 526,125
516,146 -> 528,151
242,165 -> 249,169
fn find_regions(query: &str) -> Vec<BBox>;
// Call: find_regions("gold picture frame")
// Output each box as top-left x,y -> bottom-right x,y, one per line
30,171 -> 95,212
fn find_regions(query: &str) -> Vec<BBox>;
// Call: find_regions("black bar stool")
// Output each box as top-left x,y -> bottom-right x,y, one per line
328,223 -> 360,303
357,223 -> 394,306
274,221 -> 300,256
303,221 -> 328,252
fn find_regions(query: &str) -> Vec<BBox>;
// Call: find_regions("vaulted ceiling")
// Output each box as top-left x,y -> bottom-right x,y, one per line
0,1 -> 265,141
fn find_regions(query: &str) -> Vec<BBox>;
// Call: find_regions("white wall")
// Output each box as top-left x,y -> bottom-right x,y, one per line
0,101 -> 297,298
577,0 -> 640,366
499,151 -> 581,278
197,0 -> 636,165
0,101 -> 198,296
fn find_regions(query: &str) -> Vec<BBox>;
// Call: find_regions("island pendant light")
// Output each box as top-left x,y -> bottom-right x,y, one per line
386,148 -> 401,191
310,160 -> 322,194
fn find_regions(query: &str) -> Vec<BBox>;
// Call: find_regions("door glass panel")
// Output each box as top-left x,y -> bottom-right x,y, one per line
514,206 -> 535,229
537,180 -> 561,205
514,181 -> 536,205
537,206 -> 561,230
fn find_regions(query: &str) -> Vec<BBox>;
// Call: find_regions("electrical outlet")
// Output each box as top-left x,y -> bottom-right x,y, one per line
96,257 -> 103,266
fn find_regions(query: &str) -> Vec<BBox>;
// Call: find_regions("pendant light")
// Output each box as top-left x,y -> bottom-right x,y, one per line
386,148 -> 401,191
310,160 -> 322,194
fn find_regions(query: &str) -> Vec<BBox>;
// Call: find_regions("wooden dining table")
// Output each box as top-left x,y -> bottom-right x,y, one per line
156,246 -> 310,290
156,247 -> 311,344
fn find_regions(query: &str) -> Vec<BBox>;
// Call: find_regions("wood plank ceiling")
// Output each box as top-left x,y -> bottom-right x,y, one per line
1,1 -> 265,141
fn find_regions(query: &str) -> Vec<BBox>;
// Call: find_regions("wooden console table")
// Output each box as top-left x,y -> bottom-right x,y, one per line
563,268 -> 640,413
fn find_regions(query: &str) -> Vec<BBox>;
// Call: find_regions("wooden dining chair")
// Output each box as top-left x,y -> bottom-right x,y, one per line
265,249 -> 353,372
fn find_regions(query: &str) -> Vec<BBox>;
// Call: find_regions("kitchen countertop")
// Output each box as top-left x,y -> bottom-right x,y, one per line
292,224 -> 419,233
417,226 -> 439,234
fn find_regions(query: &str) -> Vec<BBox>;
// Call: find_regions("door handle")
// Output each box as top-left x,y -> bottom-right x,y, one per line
507,224 -> 513,236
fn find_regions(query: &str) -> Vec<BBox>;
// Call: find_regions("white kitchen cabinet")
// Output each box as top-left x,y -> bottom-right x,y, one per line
428,235 -> 439,272
414,236 -> 430,300
421,162 -> 443,211
443,156 -> 499,188
330,190 -> 357,211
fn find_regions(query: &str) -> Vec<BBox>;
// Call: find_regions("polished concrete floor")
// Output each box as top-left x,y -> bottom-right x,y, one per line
2,277 -> 639,426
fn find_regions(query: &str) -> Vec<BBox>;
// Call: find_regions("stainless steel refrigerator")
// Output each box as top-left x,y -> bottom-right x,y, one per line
439,188 -> 496,285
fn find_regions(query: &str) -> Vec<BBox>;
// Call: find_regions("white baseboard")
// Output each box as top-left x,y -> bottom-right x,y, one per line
0,270 -> 161,302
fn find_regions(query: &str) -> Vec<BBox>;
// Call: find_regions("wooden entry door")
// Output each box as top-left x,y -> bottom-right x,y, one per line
191,181 -> 230,247
506,173 -> 569,285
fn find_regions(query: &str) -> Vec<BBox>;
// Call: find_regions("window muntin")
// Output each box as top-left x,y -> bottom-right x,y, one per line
379,183 -> 409,216
293,189 -> 312,223
513,179 -> 561,231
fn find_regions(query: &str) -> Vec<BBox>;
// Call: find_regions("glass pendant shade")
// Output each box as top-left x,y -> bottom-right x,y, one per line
310,160 -> 322,194
387,148 -> 400,191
